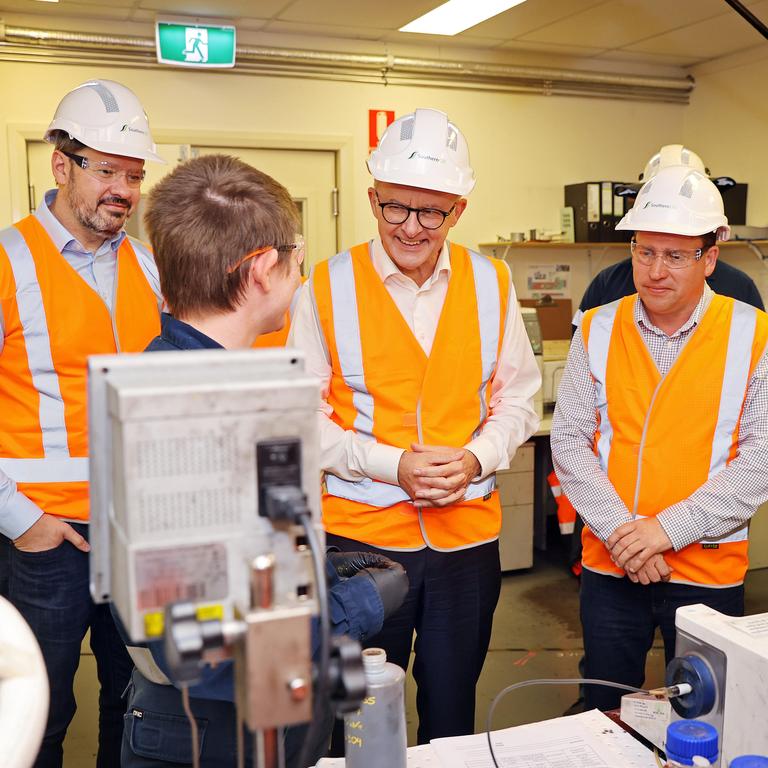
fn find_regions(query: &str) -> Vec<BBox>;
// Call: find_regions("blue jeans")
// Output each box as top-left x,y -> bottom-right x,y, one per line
122,668 -> 327,768
326,534 -> 501,748
4,525 -> 134,768
580,568 -> 744,711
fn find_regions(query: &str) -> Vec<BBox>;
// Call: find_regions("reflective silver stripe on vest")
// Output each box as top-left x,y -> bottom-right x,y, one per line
0,458 -> 89,483
468,249 -> 501,428
585,300 -> 620,470
328,251 -> 375,439
327,474 -> 409,506
327,472 -> 496,507
709,302 -> 756,478
0,225 -> 70,459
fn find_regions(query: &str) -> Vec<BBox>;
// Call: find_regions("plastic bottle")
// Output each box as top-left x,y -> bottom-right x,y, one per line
343,647 -> 407,768
664,720 -> 719,767
730,758 -> 768,768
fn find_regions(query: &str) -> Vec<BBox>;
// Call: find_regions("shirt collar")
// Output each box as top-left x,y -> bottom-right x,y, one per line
159,313 -> 223,350
34,189 -> 126,255
636,284 -> 713,337
370,238 -> 451,288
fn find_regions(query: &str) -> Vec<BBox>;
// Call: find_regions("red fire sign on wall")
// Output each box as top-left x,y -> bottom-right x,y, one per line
369,110 -> 395,150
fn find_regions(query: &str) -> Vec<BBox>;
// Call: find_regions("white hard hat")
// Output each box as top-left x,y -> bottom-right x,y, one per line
45,80 -> 163,163
366,108 -> 475,195
616,165 -> 730,241
640,144 -> 707,181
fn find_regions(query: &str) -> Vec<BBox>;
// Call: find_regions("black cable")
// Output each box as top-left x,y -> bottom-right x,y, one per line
297,511 -> 331,768
485,677 -> 649,768
723,0 -> 768,39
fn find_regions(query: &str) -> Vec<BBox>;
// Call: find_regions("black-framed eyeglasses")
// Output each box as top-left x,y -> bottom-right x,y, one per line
374,192 -> 455,230
630,239 -> 706,270
61,150 -> 146,187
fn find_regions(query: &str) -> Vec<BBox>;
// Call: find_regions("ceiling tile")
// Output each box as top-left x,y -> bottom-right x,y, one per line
623,5 -> 768,60
137,0 -> 287,18
379,30 -> 508,48
497,40 -> 607,57
517,0 -> 729,48
260,20 -> 387,42
2,1 -> 132,20
278,0 -> 438,30
461,0 -> 608,40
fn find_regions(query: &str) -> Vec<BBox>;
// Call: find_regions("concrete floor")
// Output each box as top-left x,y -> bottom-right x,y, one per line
63,541 -> 768,766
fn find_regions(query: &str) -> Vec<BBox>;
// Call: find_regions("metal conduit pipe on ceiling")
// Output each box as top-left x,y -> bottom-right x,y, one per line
0,24 -> 694,104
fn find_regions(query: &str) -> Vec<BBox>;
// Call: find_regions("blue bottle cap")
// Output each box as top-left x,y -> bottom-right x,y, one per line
730,758 -> 768,768
665,720 -> 719,765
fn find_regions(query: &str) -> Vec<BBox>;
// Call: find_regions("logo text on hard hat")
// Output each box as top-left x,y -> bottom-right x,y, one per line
643,202 -> 674,210
121,125 -> 147,136
408,151 -> 441,163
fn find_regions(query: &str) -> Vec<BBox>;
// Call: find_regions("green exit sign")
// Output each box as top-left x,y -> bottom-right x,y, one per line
156,19 -> 236,68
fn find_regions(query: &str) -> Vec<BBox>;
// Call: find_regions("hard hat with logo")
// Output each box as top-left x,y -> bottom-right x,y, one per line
615,165 -> 730,241
366,108 -> 475,195
640,144 -> 708,181
44,79 -> 163,163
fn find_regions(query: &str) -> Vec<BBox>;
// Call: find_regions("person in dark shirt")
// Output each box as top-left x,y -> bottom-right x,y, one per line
120,154 -> 408,768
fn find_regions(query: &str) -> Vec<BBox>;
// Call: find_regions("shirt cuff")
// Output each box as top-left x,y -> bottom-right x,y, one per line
365,443 -> 405,485
464,436 -> 497,480
0,492 -> 44,540
656,503 -> 696,551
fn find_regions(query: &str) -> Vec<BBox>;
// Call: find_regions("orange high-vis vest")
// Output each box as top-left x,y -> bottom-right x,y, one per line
0,215 -> 161,523
581,294 -> 768,587
252,279 -> 304,348
311,241 -> 511,551
548,470 -> 577,535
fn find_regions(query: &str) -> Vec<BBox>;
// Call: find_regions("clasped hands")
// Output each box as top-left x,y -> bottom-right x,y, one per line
397,443 -> 481,508
605,516 -> 674,585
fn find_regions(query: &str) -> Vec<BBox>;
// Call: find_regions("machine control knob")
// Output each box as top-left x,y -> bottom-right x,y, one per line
288,677 -> 309,702
163,602 -> 224,687
665,654 -> 717,719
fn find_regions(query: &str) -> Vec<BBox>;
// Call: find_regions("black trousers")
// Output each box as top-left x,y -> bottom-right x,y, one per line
327,534 -> 501,750
3,528 -> 134,768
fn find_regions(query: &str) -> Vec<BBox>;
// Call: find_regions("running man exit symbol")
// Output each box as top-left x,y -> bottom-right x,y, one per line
184,28 -> 208,63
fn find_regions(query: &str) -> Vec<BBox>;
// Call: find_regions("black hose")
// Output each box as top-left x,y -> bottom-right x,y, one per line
296,512 -> 331,768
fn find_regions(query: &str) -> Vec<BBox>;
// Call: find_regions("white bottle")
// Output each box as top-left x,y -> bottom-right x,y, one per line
344,648 -> 407,768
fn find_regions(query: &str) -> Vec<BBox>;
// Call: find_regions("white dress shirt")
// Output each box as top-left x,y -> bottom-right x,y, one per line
288,239 -> 541,485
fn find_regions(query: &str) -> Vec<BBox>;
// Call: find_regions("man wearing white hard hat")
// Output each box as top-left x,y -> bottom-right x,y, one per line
551,165 -> 768,711
289,108 -> 541,743
573,144 -> 763,329
0,79 -> 163,767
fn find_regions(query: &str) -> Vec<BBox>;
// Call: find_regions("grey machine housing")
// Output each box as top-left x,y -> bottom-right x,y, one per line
87,348 -> 322,643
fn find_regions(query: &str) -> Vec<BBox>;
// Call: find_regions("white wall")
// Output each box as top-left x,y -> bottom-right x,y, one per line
683,51 -> 768,226
0,59 -> 686,253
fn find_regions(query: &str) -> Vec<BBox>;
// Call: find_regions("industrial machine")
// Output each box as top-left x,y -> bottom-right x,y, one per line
519,306 -> 544,419
623,604 -> 768,766
88,348 -> 364,768
666,604 -> 768,765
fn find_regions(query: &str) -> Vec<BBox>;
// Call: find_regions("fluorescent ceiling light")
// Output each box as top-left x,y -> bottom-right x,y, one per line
400,0 -> 527,36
